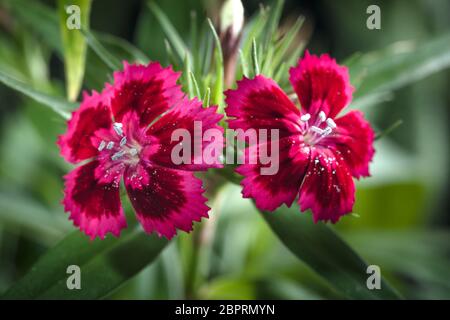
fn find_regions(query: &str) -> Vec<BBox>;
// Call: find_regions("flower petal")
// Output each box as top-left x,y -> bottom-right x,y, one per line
225,75 -> 301,138
299,148 -> 355,223
124,163 -> 209,239
289,51 -> 353,119
236,135 -> 310,211
63,160 -> 127,240
328,110 -> 375,178
110,61 -> 184,127
145,98 -> 224,171
57,90 -> 113,163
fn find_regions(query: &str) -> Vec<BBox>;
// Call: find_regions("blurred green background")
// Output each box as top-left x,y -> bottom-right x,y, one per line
0,0 -> 449,299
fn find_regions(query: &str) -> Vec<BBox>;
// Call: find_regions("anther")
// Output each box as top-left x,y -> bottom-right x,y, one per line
111,150 -> 125,161
310,126 -> 324,135
106,141 -> 115,150
98,140 -> 106,151
113,122 -> 124,136
120,136 -> 127,146
326,118 -> 336,129
300,113 -> 311,122
322,127 -> 332,136
318,111 -> 326,123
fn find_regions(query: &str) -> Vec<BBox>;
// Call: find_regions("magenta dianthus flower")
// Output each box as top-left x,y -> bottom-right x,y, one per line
58,62 -> 223,239
225,51 -> 375,222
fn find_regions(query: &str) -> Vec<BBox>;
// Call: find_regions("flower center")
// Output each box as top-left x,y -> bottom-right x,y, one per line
97,122 -> 142,164
300,111 -> 337,145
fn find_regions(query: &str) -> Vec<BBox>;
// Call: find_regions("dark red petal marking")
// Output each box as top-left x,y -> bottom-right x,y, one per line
225,75 -> 302,138
110,62 -> 184,127
327,110 -> 375,179
236,135 -> 310,211
145,98 -> 224,171
289,51 -> 353,119
63,160 -> 127,240
299,148 -> 355,223
57,90 -> 113,164
124,163 -> 209,239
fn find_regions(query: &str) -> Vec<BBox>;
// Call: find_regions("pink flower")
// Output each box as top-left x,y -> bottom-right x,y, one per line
58,62 -> 223,240
225,51 -> 375,223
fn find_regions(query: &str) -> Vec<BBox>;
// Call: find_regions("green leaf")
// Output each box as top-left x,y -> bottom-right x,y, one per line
251,38 -> 260,76
3,229 -> 168,299
189,71 -> 201,99
147,1 -> 190,63
206,18 -> 224,108
96,32 -> 149,64
350,33 -> 450,106
81,28 -> 122,71
203,87 -> 211,107
261,204 -> 402,299
0,71 -> 75,119
3,0 -> 62,54
271,16 -> 305,71
238,49 -> 249,78
263,0 -> 284,49
0,192 -> 69,245
58,0 -> 92,101
241,7 -> 268,58
184,54 -> 194,98
375,119 -> 403,140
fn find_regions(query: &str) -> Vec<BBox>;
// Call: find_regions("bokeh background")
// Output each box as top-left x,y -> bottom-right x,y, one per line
0,0 -> 449,299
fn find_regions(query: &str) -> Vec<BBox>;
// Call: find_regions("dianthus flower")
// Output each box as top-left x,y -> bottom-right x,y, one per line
58,62 -> 223,239
225,51 -> 375,222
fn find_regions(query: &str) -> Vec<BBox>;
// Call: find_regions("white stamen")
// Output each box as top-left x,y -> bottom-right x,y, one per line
106,141 -> 115,150
310,126 -> 324,135
120,136 -> 127,146
300,113 -> 311,122
318,111 -> 326,123
113,122 -> 123,136
326,118 -> 336,129
129,148 -> 138,156
98,140 -> 106,151
111,150 -> 125,161
322,127 -> 332,136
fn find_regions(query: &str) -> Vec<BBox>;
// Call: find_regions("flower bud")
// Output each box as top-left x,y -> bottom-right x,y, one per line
219,0 -> 244,88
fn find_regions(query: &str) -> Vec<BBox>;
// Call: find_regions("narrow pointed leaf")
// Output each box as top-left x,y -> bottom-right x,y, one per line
58,0 -> 92,101
0,71 -> 75,119
350,33 -> 450,105
261,204 -> 402,299
207,19 -> 224,107
3,229 -> 168,299
81,29 -> 122,71
147,1 -> 190,63
251,38 -> 260,76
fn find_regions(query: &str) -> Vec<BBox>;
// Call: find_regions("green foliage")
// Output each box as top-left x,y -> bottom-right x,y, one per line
3,229 -> 167,299
262,205 -> 401,299
58,0 -> 91,101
